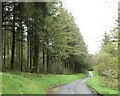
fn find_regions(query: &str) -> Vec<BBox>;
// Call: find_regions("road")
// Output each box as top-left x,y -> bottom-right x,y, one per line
47,77 -> 99,95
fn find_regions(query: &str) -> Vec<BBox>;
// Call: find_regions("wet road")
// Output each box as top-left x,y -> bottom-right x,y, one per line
47,77 -> 99,95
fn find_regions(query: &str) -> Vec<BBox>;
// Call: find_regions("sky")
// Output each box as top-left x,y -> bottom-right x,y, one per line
62,0 -> 118,54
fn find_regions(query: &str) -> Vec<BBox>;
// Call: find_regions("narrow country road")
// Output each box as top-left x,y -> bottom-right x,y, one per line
47,77 -> 99,95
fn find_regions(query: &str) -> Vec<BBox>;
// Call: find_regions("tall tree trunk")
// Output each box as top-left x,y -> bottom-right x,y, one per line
33,44 -> 39,73
3,31 -> 6,68
10,3 -> 15,70
26,19 -> 29,72
7,32 -> 11,69
46,50 -> 49,73
0,2 -> 2,71
3,19 -> 7,70
27,33 -> 30,72
30,41 -> 32,72
54,55 -> 57,74
20,39 -> 23,72
20,21 -> 23,72
32,28 -> 39,73
46,28 -> 49,73
43,46 -> 46,73
19,41 -> 21,71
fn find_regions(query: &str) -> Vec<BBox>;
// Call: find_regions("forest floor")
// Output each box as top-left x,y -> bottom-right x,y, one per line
47,77 -> 98,95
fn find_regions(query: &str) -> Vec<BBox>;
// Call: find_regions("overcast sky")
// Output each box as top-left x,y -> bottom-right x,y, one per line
62,0 -> 118,54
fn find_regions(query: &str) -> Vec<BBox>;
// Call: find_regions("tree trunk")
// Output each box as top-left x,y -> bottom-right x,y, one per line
26,19 -> 29,72
0,2 -> 2,71
10,3 -> 15,70
19,41 -> 21,71
30,41 -> 32,72
27,34 -> 30,72
3,31 -> 6,68
33,44 -> 39,73
46,50 -> 49,73
20,39 -> 23,72
43,46 -> 46,73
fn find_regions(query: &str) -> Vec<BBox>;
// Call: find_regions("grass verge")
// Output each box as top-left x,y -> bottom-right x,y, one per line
2,71 -> 87,94
86,74 -> 118,95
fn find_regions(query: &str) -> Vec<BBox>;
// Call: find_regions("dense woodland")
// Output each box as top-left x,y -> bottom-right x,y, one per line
2,2 -> 92,74
1,1 -> 119,94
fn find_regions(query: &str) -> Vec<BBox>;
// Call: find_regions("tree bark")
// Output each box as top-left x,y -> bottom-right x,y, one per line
30,41 -> 32,73
43,46 -> 46,73
20,39 -> 23,72
0,2 -> 2,71
10,3 -> 15,70
33,44 -> 39,73
27,33 -> 30,72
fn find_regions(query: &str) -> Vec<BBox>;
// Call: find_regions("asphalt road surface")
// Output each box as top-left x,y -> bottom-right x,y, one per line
47,77 -> 99,95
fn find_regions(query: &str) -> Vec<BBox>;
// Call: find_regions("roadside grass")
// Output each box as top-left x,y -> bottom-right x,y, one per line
86,73 -> 118,95
2,71 -> 87,94
0,72 -> 2,95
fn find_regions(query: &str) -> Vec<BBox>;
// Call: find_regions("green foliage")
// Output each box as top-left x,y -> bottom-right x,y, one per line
0,72 -> 1,95
2,72 -> 87,94
2,2 -> 91,74
87,75 -> 118,95
93,30 -> 118,90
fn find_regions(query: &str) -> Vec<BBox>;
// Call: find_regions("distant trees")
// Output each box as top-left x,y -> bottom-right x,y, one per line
2,2 -> 91,74
93,29 -> 118,90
